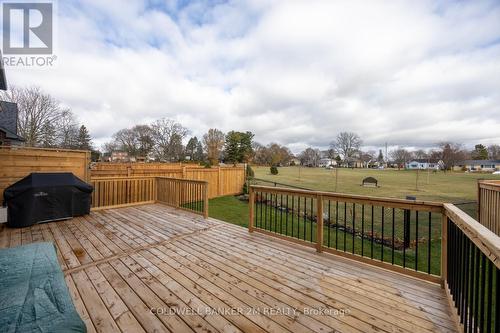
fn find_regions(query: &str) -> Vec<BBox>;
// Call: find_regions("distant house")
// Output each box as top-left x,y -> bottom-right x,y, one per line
111,151 -> 129,162
453,160 -> 500,172
405,159 -> 443,170
318,158 -> 336,167
0,101 -> 24,146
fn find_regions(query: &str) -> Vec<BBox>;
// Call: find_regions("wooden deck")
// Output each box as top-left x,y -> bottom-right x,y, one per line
0,204 -> 457,333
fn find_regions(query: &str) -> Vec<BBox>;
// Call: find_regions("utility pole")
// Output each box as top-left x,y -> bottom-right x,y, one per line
416,168 -> 419,191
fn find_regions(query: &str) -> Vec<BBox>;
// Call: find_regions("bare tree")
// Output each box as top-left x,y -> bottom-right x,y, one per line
390,148 -> 411,170
203,128 -> 225,165
331,132 -> 362,162
113,128 -> 139,156
1,86 -> 63,146
436,142 -> 466,171
488,144 -> 500,159
299,147 -> 321,167
150,118 -> 188,162
413,149 -> 428,160
57,109 -> 79,149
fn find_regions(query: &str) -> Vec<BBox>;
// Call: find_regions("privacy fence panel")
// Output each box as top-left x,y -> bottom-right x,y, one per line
478,180 -> 500,236
0,146 -> 90,200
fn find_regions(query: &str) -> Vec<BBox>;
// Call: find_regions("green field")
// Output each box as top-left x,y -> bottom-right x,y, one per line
253,166 -> 500,202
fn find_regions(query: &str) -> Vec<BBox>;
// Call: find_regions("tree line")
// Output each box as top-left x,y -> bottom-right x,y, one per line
2,86 -> 498,168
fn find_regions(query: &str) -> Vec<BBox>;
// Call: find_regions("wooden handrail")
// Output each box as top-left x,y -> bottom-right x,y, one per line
444,203 -> 500,269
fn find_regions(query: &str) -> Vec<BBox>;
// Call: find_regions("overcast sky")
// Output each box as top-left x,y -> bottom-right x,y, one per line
6,0 -> 500,153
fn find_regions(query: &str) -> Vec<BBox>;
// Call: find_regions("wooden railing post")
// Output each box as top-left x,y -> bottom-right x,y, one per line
249,186 -> 255,233
316,194 -> 323,252
440,214 -> 448,287
203,182 -> 209,219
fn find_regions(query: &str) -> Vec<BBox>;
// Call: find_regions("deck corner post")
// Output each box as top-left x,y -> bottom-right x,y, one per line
316,194 -> 324,253
203,182 -> 209,219
249,186 -> 255,233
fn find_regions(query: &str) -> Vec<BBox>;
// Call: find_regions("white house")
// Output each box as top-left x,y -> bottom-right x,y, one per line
319,158 -> 336,167
405,159 -> 443,170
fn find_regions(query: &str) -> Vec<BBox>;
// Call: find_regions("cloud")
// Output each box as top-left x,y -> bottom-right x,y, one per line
5,0 -> 500,153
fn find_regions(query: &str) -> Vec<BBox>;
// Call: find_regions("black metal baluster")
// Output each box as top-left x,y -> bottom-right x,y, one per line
336,201 -> 339,249
486,260 -> 493,333
297,197 -> 301,239
361,205 -> 365,257
371,205 -> 374,259
458,228 -> 464,316
391,208 -> 395,265
264,193 -> 268,231
285,195 -> 289,236
468,242 -> 475,333
328,201 -> 331,248
474,246 -> 480,333
310,198 -> 313,242
291,196 -> 295,238
259,192 -> 263,229
352,203 -> 356,254
344,202 -> 347,251
462,237 -> 469,325
415,211 -> 419,271
381,207 -> 385,262
280,194 -> 283,234
303,197 -> 307,241
428,212 -> 432,274
479,253 -> 486,332
403,209 -> 407,268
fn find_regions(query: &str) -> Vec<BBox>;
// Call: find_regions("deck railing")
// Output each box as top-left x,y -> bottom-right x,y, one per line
444,203 -> 499,332
249,185 -> 500,332
156,177 -> 208,217
478,180 -> 500,236
90,176 -> 208,217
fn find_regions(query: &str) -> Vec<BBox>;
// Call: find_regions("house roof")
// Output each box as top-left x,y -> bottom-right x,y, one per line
407,159 -> 441,164
0,125 -> 24,141
0,101 -> 19,134
457,160 -> 500,165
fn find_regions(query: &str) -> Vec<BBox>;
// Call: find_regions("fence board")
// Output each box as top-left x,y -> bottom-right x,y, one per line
0,146 -> 91,200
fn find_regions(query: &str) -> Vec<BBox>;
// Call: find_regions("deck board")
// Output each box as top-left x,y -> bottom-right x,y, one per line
0,204 -> 457,333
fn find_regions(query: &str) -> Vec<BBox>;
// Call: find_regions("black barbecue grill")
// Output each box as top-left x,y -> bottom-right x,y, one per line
2,173 -> 93,228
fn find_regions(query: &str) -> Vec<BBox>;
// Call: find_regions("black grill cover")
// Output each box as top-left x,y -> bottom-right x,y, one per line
3,173 -> 93,228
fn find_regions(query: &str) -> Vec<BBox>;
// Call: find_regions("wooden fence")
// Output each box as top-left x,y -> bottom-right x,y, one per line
478,180 -> 500,235
90,176 -> 208,217
0,146 -> 91,200
91,163 -> 245,199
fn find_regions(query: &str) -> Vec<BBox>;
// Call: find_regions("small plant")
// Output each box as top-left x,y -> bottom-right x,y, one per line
270,165 -> 278,175
246,164 -> 255,178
